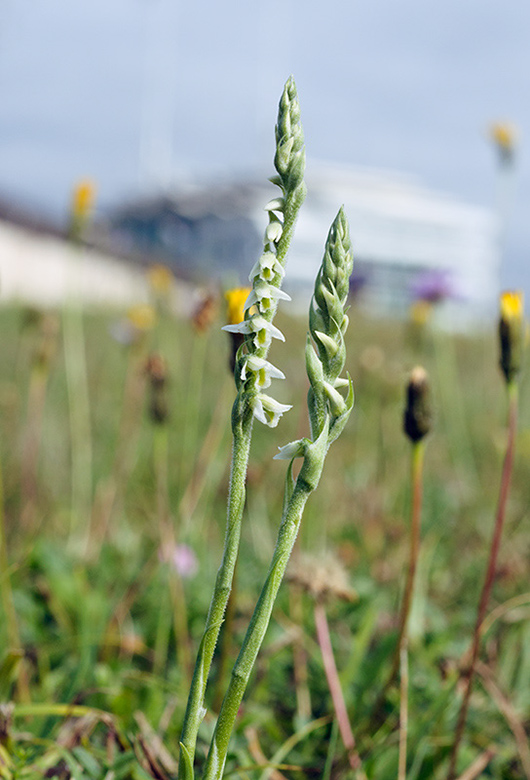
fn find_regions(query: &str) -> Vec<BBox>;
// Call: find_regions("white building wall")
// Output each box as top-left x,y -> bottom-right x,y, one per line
0,219 -> 150,308
251,164 -> 500,323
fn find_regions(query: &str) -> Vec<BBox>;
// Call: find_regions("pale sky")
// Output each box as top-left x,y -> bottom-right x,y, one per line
0,0 -> 529,289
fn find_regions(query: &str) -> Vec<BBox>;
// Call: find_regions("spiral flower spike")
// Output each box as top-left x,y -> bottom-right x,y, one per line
178,77 -> 306,779
202,208 -> 355,780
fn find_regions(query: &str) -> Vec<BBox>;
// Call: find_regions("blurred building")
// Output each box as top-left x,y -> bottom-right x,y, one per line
105,163 -> 499,324
0,165 -> 497,321
291,164 -> 499,319
0,197 -> 153,307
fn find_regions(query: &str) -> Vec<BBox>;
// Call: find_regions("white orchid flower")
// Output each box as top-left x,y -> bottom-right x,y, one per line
265,219 -> 283,244
249,252 -> 285,283
222,314 -> 285,349
245,280 -> 291,312
252,393 -> 292,427
240,355 -> 285,388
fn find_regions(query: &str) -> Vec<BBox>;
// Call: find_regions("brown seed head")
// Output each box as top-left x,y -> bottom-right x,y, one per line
403,366 -> 432,442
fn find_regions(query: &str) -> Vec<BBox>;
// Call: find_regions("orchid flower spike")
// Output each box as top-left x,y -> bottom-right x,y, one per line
221,76 -> 306,428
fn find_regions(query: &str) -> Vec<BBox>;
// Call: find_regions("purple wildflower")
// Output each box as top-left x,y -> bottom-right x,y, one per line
410,269 -> 456,305
159,542 -> 199,579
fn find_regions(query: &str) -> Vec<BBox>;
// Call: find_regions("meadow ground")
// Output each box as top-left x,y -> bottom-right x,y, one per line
0,300 -> 528,779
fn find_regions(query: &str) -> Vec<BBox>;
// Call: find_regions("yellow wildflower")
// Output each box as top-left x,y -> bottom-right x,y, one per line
148,264 -> 174,295
225,287 -> 251,325
490,122 -> 517,161
500,290 -> 523,322
71,179 -> 96,221
409,299 -> 432,326
127,304 -> 156,331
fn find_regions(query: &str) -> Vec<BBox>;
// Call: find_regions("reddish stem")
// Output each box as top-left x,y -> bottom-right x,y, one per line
447,384 -> 518,780
314,601 -> 362,773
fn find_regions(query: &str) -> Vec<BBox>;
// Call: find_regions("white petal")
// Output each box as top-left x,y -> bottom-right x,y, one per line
264,197 -> 285,212
249,252 -> 285,283
251,315 -> 285,342
251,396 -> 267,425
253,280 -> 291,302
244,290 -> 259,309
246,281 -> 291,313
273,439 -> 305,460
253,393 -> 292,427
222,321 -> 252,335
265,221 -> 283,243
240,356 -> 285,387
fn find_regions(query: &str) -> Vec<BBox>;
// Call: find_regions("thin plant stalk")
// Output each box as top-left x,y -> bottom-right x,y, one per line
314,600 -> 362,774
202,445 -> 328,780
63,301 -> 93,539
64,182 -> 96,542
20,315 -> 57,530
371,437 -> 425,725
0,463 -> 21,652
289,583 -> 312,726
178,417 -> 253,767
154,420 -> 192,682
202,207 -> 354,780
0,460 -> 30,701
178,331 -> 209,496
447,382 -> 518,780
398,637 -> 409,780
86,342 -> 147,558
212,571 -> 238,714
180,376 -> 233,534
390,439 -> 425,687
178,76 -> 306,775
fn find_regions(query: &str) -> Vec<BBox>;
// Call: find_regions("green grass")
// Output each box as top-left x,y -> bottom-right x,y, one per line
0,301 -> 528,779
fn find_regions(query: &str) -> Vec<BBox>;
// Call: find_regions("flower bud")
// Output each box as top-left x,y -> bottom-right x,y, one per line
403,366 -> 432,443
499,290 -> 524,385
145,353 -> 169,424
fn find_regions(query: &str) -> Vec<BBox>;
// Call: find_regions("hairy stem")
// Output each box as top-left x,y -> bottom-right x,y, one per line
202,467 -> 321,780
178,406 -> 253,771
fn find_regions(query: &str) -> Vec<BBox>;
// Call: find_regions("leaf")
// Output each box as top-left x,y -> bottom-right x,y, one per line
0,651 -> 23,701
179,742 -> 195,780
71,746 -> 102,779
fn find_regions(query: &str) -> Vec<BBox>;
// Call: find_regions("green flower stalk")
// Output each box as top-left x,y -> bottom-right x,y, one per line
178,76 -> 306,777
201,208 -> 354,780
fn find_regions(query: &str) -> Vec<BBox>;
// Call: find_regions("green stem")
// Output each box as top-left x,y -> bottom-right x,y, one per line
392,440 -> 425,682
63,301 -> 93,539
398,637 -> 409,780
178,402 -> 253,771
447,382 -> 518,780
372,440 -> 424,720
0,460 -> 21,653
202,444 -> 327,780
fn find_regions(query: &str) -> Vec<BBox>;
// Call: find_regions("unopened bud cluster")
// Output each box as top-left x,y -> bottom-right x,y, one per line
223,77 -> 306,428
274,208 -> 354,463
306,208 -> 354,441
